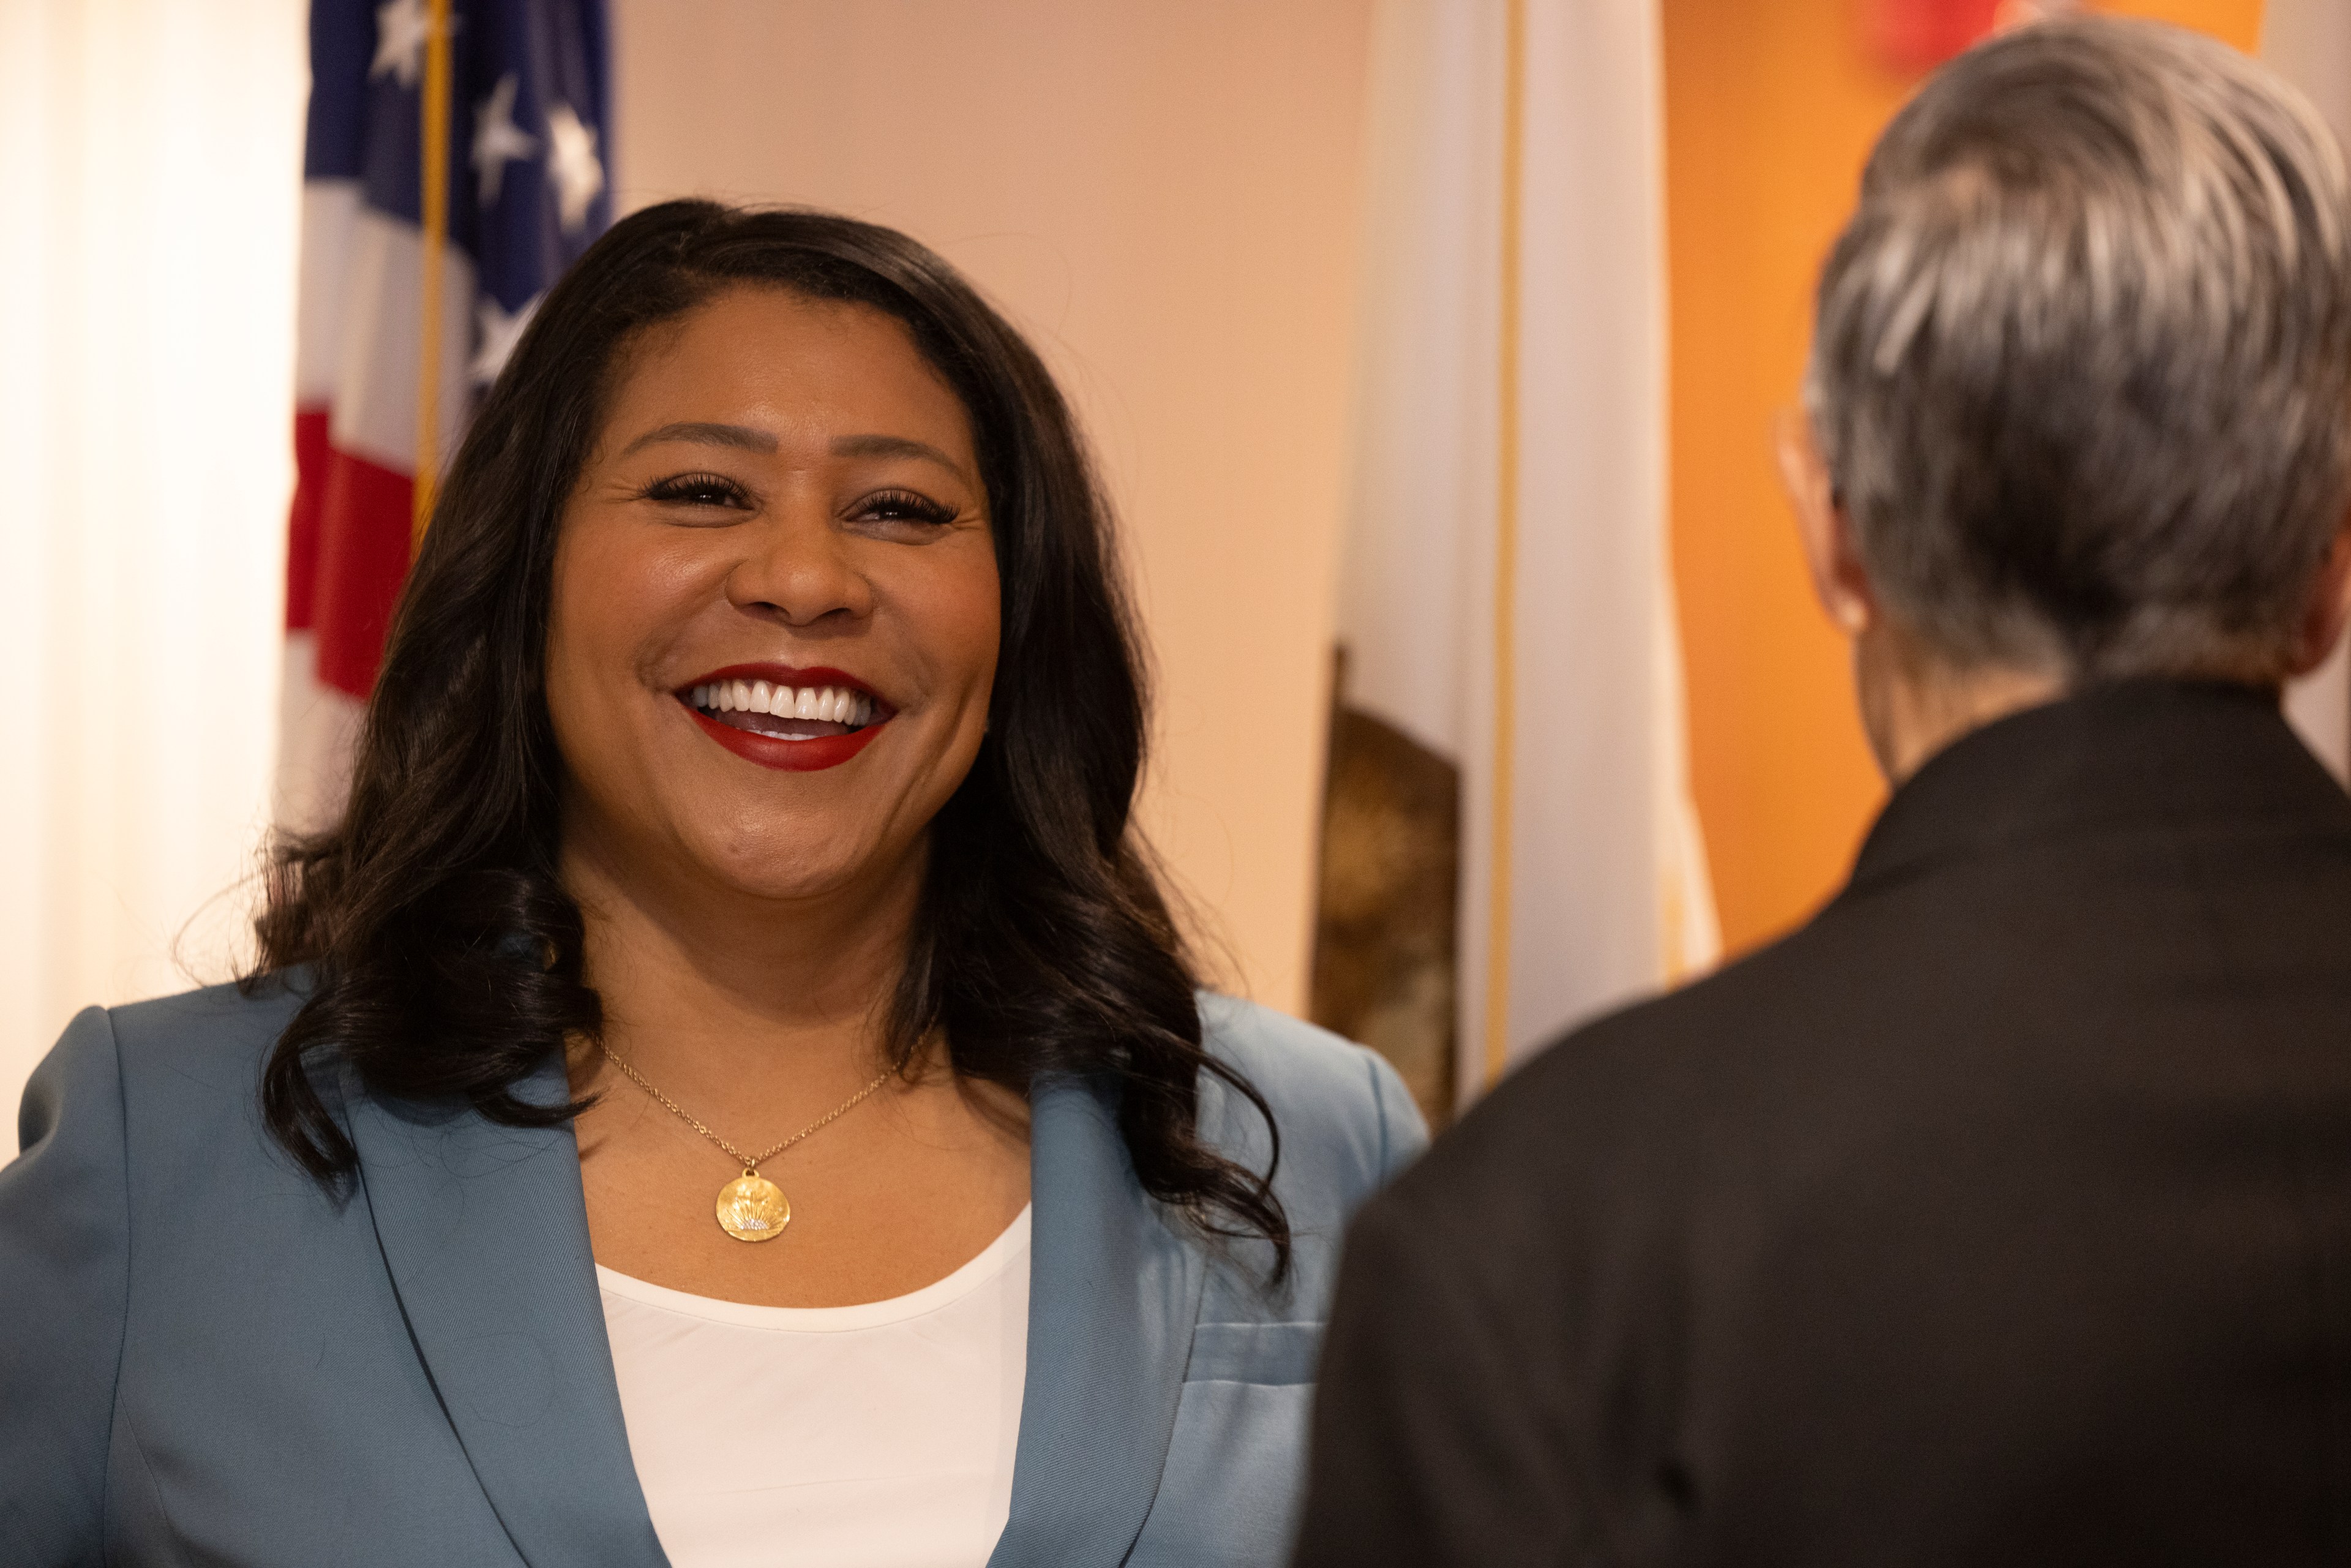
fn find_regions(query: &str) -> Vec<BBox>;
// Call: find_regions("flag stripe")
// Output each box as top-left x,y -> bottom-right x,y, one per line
294,181 -> 362,405
326,209 -> 477,477
312,448 -> 417,698
287,408 -> 332,632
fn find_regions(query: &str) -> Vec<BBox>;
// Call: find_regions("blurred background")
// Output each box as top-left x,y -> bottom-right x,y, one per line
0,0 -> 2316,1127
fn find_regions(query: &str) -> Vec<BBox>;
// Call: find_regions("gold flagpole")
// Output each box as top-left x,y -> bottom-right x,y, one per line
412,0 -> 454,552
1482,0 -> 1527,1090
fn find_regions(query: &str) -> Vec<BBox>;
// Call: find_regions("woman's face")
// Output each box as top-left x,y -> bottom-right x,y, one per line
546,285 -> 1000,909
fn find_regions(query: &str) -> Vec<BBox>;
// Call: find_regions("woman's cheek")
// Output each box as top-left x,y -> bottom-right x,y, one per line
926,546 -> 1001,699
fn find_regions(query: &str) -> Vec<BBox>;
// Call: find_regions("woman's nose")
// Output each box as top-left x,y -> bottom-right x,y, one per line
726,501 -> 873,628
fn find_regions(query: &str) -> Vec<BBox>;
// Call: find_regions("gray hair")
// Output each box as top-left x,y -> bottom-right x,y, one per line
1805,17 -> 2351,680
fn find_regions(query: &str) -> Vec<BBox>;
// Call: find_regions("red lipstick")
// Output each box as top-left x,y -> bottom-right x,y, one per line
678,663 -> 893,774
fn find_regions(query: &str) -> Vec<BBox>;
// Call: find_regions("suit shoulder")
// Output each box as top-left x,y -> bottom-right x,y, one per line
1195,992 -> 1426,1193
1199,992 -> 1376,1105
1393,925 -> 1834,1212
1515,915 -> 1843,1105
15,975 -> 310,1195
101,973 -> 309,1100
1198,992 -> 1406,1131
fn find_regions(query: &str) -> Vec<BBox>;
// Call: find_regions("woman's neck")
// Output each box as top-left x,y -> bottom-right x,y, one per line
560,812 -> 1030,1310
558,819 -> 928,1105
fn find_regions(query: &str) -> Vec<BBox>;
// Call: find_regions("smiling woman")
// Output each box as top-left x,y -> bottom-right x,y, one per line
0,203 -> 1425,1568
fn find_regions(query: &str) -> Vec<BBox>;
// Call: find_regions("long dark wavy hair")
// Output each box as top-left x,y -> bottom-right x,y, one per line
253,200 -> 1288,1270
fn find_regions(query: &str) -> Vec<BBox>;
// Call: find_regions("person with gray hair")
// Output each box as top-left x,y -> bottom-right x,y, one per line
1292,18 -> 2351,1566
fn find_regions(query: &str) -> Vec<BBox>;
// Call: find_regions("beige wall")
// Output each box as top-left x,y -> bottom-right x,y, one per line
612,1 -> 1374,1009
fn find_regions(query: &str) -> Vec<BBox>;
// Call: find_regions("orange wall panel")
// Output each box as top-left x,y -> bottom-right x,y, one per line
1663,0 -> 1903,955
2104,0 -> 2260,50
1664,0 -> 2263,956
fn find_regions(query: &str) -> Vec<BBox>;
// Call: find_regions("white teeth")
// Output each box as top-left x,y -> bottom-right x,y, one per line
694,680 -> 874,726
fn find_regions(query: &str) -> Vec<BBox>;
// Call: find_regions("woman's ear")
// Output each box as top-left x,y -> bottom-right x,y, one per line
2288,520 -> 2351,678
1775,409 -> 1875,637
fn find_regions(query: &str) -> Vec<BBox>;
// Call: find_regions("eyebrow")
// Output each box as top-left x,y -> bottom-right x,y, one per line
831,433 -> 970,481
619,421 -> 779,457
615,422 -> 970,482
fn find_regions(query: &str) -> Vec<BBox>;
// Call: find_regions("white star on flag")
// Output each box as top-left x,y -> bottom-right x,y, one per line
369,0 -> 433,90
544,102 -> 604,235
473,73 -> 539,206
471,292 -> 543,385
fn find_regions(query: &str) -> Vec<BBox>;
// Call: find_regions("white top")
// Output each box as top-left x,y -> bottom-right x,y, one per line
597,1208 -> 1031,1568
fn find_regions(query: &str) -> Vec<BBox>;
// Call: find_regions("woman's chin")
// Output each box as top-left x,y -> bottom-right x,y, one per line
689,839 -> 896,907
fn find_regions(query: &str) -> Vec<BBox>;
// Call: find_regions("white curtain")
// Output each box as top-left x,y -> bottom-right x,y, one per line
0,0 -> 307,1114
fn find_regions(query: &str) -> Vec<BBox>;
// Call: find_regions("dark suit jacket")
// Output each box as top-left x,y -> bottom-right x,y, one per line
1295,681 -> 2351,1567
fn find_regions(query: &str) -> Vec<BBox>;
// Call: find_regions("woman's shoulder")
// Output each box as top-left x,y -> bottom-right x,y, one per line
98,972 -> 309,1078
24,975 -> 309,1150
7,978 -> 320,1320
1193,992 -> 1428,1194
1194,991 -> 1395,1114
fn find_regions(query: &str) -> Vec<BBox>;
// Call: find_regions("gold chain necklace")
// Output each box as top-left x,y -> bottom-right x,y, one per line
601,1046 -> 893,1244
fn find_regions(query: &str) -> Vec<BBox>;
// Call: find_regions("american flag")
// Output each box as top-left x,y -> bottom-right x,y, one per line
280,0 -> 612,829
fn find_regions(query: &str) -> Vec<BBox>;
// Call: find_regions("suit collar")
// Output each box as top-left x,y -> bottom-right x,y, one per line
343,1053 -> 669,1568
347,1057 -> 1202,1568
1847,678 -> 2350,899
987,1073 -> 1205,1567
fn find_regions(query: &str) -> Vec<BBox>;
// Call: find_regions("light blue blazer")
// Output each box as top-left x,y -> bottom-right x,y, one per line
0,978 -> 1423,1567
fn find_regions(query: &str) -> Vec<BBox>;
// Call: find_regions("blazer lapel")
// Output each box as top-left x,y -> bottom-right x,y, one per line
988,1075 -> 1205,1567
343,1057 -> 667,1568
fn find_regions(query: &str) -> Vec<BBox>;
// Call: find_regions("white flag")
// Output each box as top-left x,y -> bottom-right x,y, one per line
1335,0 -> 1717,1106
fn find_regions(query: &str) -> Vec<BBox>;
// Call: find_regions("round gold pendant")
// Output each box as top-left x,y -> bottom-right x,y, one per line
715,1171 -> 791,1243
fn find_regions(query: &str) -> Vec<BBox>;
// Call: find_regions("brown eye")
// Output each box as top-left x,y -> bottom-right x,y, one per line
853,489 -> 956,526
642,473 -> 751,509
